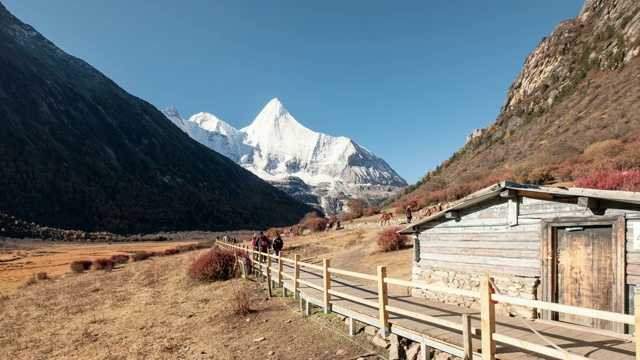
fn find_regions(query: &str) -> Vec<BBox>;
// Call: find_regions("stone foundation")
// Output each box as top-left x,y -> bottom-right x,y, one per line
411,266 -> 540,319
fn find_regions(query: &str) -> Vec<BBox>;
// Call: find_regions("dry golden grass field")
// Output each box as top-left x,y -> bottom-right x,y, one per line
0,217 -> 414,359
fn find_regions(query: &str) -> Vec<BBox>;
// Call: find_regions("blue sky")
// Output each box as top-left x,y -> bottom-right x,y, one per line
3,0 -> 585,184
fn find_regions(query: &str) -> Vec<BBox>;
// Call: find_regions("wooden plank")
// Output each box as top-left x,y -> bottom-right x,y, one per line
507,197 -> 518,227
462,314 -> 473,360
480,277 -> 496,360
385,304 -> 464,332
298,278 -> 324,291
635,294 -> 640,360
492,333 -> 590,360
328,289 -> 378,309
385,278 -> 480,298
420,223 -> 542,235
420,253 -> 540,269
417,259 -> 540,278
627,264 -> 640,276
420,247 -> 539,259
378,266 -> 389,335
329,267 -> 378,281
491,294 -> 635,325
323,259 -> 331,312
422,241 -> 539,250
421,232 -> 540,242
299,261 -> 323,271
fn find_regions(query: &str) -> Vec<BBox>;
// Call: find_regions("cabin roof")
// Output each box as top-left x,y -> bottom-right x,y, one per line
397,181 -> 640,234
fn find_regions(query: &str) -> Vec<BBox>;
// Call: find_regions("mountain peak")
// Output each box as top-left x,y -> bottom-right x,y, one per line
162,106 -> 180,118
243,98 -> 305,134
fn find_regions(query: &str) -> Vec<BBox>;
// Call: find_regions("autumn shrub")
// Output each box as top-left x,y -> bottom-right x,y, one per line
163,248 -> 180,256
362,206 -> 381,217
187,248 -> 240,282
175,243 -> 210,253
232,279 -> 254,316
110,254 -> 130,264
70,260 -> 93,273
341,212 -> 354,221
36,272 -> 49,280
377,227 -> 409,252
131,251 -> 150,262
92,258 -> 115,271
574,170 -> 640,191
301,217 -> 328,233
526,166 -> 554,185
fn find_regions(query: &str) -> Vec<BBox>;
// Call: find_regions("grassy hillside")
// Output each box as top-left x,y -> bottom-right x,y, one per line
394,1 -> 640,209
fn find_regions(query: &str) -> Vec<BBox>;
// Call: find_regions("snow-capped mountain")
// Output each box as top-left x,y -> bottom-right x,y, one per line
162,98 -> 407,214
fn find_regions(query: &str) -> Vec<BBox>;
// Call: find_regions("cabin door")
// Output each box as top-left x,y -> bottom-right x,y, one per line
555,226 -> 614,331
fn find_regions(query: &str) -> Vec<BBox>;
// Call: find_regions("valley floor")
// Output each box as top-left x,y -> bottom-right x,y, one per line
0,218 -> 412,359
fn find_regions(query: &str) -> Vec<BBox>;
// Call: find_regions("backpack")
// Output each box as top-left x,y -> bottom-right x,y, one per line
274,237 -> 283,250
260,235 -> 269,248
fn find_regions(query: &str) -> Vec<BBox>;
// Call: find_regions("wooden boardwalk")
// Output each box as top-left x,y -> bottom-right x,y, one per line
266,258 -> 635,360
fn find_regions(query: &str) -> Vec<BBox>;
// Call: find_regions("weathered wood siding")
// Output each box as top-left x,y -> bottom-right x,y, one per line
416,195 -> 639,280
417,197 -> 539,277
625,214 -> 640,285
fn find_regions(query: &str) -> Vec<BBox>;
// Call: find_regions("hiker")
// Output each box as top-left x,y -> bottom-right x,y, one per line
406,206 -> 413,223
258,231 -> 271,263
273,233 -> 284,258
251,233 -> 259,261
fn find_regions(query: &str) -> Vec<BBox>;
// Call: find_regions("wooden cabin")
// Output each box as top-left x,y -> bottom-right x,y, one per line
398,181 -> 640,334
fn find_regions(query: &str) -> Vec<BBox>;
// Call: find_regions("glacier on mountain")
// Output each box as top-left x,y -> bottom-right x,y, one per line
162,98 -> 407,214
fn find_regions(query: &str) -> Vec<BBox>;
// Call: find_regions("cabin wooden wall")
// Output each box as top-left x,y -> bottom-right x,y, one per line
625,215 -> 640,286
412,194 -> 640,316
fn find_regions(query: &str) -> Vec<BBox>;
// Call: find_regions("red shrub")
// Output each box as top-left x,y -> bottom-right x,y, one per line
187,248 -> 246,282
301,217 -> 328,233
110,254 -> 130,264
92,258 -> 115,271
70,260 -> 93,273
377,227 -> 409,252
574,170 -> 640,191
131,251 -> 150,262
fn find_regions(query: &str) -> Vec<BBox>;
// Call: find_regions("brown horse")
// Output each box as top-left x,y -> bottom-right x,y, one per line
380,212 -> 394,226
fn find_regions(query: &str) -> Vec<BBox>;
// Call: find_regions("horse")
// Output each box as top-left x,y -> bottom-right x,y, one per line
380,212 -> 394,226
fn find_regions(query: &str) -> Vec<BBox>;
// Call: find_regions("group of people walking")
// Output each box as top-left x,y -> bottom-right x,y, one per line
250,231 -> 284,262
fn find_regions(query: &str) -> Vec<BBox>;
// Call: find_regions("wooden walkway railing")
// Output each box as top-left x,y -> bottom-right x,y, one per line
220,242 -> 638,360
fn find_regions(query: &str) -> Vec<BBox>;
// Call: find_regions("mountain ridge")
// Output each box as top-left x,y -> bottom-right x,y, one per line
0,3 -> 316,233
163,98 -> 407,214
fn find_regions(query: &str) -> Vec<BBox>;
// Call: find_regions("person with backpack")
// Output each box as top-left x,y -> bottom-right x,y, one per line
258,231 -> 271,263
273,233 -> 284,258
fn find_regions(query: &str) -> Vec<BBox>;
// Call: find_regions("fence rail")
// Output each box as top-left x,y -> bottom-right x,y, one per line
221,242 -> 638,360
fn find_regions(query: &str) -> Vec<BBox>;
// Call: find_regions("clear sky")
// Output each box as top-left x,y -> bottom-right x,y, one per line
3,0 -> 585,184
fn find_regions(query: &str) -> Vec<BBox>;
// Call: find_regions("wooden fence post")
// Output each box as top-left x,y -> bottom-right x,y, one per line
635,292 -> 640,360
266,254 -> 272,297
480,277 -> 496,360
377,265 -> 389,336
277,252 -> 283,286
462,314 -> 472,360
294,254 -> 300,299
323,258 -> 331,314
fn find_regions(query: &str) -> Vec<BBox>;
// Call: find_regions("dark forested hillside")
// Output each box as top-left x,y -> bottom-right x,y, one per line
395,0 -> 640,209
0,3 -> 316,233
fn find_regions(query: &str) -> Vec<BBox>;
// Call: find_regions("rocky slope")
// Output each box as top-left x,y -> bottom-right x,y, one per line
163,99 -> 407,214
0,3 -> 316,233
398,0 -> 640,203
